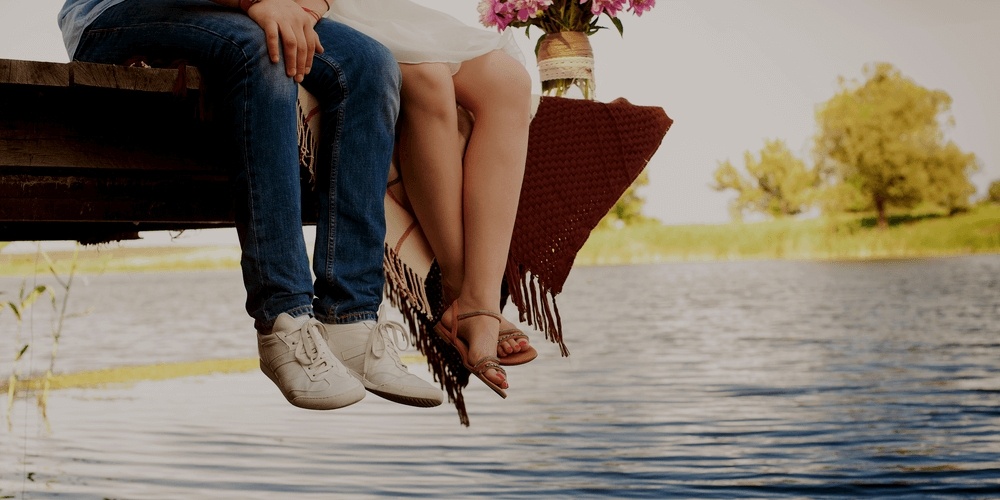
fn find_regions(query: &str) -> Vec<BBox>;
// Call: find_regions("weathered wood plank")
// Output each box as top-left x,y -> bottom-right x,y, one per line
0,171 -> 235,222
0,59 -> 70,87
0,60 -> 228,242
0,60 -> 324,242
0,222 -> 233,244
0,79 -> 214,171
0,58 -> 200,93
69,60 -> 202,93
0,166 -> 317,241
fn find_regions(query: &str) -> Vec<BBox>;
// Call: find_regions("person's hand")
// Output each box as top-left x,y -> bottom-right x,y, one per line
245,0 -> 324,82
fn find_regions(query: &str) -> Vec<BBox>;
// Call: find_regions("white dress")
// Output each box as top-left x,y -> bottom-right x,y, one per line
325,0 -> 525,74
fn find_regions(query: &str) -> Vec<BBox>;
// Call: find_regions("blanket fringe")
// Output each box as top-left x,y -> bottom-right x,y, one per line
383,244 -> 433,317
383,245 -> 472,426
295,91 -> 319,189
505,259 -> 570,357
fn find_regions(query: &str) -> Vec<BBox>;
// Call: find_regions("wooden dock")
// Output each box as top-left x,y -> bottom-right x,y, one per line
0,58 -> 246,243
0,58 -> 672,245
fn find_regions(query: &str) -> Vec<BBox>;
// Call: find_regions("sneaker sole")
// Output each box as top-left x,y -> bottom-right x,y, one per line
345,369 -> 443,408
260,361 -> 366,410
366,386 -> 443,408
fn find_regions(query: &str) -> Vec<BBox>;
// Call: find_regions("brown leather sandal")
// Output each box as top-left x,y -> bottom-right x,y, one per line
497,328 -> 538,366
434,302 -> 508,398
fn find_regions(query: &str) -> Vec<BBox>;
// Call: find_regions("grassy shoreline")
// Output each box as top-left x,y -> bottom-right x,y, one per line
1,206 -> 996,390
2,205 -> 998,276
575,204 -> 1000,266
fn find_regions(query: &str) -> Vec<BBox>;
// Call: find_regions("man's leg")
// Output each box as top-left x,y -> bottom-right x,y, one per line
74,0 -> 363,409
304,20 -> 395,324
303,20 -> 442,407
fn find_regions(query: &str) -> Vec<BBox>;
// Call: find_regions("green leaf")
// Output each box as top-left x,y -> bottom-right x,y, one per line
22,285 -> 47,309
15,344 -> 29,361
534,33 -> 547,56
610,15 -> 624,37
8,303 -> 21,321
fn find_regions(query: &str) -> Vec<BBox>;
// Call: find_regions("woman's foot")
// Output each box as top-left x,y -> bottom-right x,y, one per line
439,286 -> 534,367
434,301 -> 508,396
497,316 -> 528,355
496,316 -> 538,366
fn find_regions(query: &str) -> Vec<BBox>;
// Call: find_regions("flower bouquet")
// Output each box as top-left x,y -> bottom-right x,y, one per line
478,0 -> 656,99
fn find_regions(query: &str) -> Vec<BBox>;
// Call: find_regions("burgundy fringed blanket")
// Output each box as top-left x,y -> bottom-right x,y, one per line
506,97 -> 673,357
298,92 -> 672,425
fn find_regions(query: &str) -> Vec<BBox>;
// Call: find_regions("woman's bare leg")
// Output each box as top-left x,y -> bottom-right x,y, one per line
397,59 -> 519,388
399,52 -> 531,387
450,51 -> 532,369
397,63 -> 466,296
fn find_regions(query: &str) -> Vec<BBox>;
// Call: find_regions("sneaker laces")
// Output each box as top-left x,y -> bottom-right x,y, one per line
370,307 -> 411,370
293,321 -> 332,376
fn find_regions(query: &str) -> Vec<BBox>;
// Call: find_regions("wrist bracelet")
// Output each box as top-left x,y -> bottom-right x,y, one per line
302,6 -> 321,23
239,0 -> 262,12
322,0 -> 332,12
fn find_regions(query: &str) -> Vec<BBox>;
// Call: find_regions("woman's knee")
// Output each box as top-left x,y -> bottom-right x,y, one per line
400,63 -> 458,120
494,54 -> 532,100
456,51 -> 531,115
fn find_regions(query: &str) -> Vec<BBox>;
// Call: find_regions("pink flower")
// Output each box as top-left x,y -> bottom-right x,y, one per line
515,0 -> 553,21
477,0 -> 501,28
478,0 -> 514,31
586,0 -> 627,17
478,0 -> 655,34
629,0 -> 655,16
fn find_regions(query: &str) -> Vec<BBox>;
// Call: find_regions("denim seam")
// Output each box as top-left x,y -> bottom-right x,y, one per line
312,52 -> 349,320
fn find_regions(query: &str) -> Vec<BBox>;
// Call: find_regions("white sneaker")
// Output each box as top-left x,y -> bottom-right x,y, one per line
258,313 -> 365,410
325,309 -> 443,408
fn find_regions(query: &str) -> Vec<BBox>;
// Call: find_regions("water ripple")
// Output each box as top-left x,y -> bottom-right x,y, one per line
2,255 -> 1000,498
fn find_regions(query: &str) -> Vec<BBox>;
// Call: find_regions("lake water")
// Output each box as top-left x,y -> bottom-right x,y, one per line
2,255 -> 999,498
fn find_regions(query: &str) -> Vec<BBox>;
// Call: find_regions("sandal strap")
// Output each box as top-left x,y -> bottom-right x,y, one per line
456,309 -> 503,322
437,302 -> 504,341
498,329 -> 529,343
469,356 -> 505,376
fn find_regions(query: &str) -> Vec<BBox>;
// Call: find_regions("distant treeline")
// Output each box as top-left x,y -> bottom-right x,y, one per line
577,203 -> 1000,265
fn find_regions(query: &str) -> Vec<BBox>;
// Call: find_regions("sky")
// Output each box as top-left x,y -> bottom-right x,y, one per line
1,0 -> 999,248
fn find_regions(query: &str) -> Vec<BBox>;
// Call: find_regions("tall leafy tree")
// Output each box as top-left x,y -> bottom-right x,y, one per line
712,139 -> 818,220
814,63 -> 979,228
987,179 -> 1000,204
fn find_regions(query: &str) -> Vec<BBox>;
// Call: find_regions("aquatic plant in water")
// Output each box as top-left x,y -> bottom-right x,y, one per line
2,243 -> 80,430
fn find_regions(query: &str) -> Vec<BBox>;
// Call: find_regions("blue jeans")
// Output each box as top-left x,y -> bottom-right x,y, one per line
75,0 -> 399,330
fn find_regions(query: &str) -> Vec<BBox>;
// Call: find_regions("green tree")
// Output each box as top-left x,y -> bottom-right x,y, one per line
599,171 -> 650,228
712,139 -> 818,221
814,62 -> 979,228
987,179 -> 1000,204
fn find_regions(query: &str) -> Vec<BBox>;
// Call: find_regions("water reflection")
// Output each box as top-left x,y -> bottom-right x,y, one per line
2,255 -> 999,498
